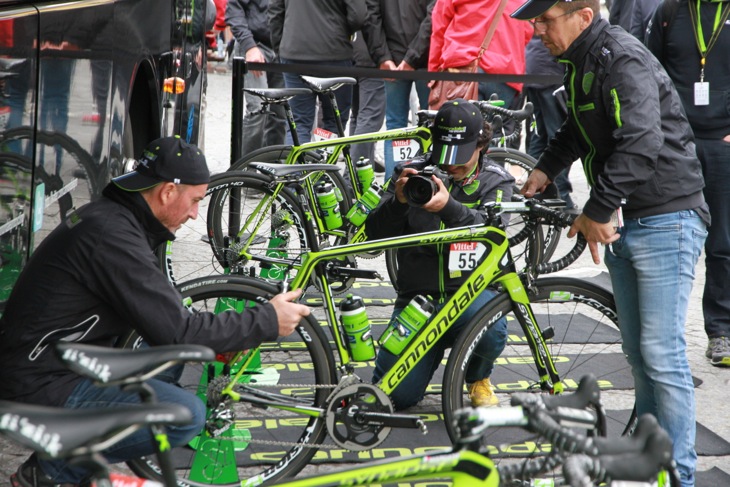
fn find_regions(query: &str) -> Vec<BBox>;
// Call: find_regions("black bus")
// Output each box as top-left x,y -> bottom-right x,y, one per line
0,0 -> 208,303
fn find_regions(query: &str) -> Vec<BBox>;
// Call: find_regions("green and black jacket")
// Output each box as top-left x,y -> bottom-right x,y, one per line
537,18 -> 706,224
365,156 -> 514,308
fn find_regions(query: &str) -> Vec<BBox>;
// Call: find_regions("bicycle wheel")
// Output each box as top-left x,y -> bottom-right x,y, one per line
159,171 -> 310,284
124,275 -> 338,486
442,277 -> 635,445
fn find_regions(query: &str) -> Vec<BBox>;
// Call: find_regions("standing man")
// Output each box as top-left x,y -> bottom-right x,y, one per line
269,0 -> 366,144
1,136 -> 310,486
512,2 -> 709,486
226,0 -> 287,158
367,0 -> 436,180
646,0 -> 730,367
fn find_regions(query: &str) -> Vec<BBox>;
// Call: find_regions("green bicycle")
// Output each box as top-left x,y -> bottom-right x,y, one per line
128,188 -> 633,486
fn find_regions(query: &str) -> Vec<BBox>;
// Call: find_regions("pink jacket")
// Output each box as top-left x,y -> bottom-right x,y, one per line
428,0 -> 533,92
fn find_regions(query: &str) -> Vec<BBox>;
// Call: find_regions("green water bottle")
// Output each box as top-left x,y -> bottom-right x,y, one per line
346,183 -> 383,227
378,295 -> 435,356
355,157 -> 375,193
339,294 -> 376,362
315,182 -> 343,230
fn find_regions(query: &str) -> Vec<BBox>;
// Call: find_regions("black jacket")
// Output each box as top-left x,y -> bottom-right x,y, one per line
226,0 -> 273,52
269,0 -> 367,61
367,0 -> 435,68
645,0 -> 730,140
365,157 -> 514,307
0,184 -> 279,406
538,19 -> 706,224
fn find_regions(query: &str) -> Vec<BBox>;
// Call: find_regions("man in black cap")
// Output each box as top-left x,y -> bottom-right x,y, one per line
511,2 -> 708,485
366,100 -> 513,410
0,135 -> 311,487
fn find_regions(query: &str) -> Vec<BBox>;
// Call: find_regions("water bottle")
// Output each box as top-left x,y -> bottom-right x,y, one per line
315,182 -> 343,230
346,183 -> 383,227
378,295 -> 436,356
339,294 -> 376,362
355,157 -> 375,193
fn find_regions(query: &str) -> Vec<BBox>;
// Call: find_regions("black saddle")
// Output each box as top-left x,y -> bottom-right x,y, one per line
301,76 -> 356,93
0,401 -> 191,459
54,342 -> 215,385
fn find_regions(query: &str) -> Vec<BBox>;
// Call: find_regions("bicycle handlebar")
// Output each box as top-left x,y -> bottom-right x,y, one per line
562,425 -> 676,487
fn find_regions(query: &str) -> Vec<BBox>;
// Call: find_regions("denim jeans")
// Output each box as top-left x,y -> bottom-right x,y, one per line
605,209 -> 707,487
280,58 -> 353,144
383,79 -> 430,179
38,371 -> 206,483
696,137 -> 730,338
237,43 -> 286,158
372,288 -> 508,410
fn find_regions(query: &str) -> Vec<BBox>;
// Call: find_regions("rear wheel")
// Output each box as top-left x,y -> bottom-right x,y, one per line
124,276 -> 337,486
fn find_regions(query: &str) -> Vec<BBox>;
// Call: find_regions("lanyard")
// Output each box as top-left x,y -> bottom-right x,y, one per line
689,0 -> 730,81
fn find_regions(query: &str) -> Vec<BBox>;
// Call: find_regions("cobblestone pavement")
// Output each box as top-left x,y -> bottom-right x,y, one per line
1,69 -> 728,484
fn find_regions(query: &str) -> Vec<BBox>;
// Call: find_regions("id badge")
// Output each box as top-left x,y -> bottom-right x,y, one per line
694,82 -> 710,106
448,242 -> 486,278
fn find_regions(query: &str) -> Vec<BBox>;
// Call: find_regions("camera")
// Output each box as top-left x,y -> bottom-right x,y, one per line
402,165 -> 450,207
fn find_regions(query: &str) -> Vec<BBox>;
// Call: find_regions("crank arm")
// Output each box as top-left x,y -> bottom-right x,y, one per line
327,266 -> 383,281
356,411 -> 428,434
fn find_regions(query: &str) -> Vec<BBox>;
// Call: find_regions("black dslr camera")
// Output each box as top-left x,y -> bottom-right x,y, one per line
402,165 -> 450,207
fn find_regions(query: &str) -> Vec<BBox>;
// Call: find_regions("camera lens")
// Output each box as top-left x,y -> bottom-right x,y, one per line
404,176 -> 437,207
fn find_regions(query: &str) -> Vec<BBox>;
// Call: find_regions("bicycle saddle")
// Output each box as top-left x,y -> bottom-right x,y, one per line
248,162 -> 342,178
0,400 -> 191,459
54,342 -> 215,385
301,76 -> 357,93
243,87 -> 311,102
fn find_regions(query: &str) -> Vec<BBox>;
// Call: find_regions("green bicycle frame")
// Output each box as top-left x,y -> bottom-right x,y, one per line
226,221 -> 565,404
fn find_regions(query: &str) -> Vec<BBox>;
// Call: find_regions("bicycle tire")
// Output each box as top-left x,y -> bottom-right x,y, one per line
442,277 -> 636,447
158,170 -> 309,285
124,275 -> 337,486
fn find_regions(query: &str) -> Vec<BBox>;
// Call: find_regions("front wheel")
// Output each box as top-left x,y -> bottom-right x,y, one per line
442,277 -> 634,447
124,276 -> 337,486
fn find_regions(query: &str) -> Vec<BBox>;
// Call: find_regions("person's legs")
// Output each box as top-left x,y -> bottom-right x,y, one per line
350,76 -> 386,163
696,138 -> 730,365
280,58 -> 317,144
383,80 -> 415,180
605,210 -> 707,487
318,60 -> 354,136
35,377 -> 205,483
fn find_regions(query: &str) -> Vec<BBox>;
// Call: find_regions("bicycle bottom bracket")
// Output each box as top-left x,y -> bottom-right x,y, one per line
325,383 -> 393,450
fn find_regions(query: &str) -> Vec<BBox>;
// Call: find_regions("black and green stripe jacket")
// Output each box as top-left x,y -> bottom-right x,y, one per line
365,157 -> 514,307
537,18 -> 706,225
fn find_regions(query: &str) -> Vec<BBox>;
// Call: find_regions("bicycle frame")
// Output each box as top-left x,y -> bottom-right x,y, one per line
224,217 -> 565,409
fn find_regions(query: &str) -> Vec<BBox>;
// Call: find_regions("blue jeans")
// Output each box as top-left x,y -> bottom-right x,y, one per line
280,58 -> 353,144
38,370 -> 206,483
605,210 -> 707,487
383,79 -> 430,180
696,137 -> 730,338
372,288 -> 508,410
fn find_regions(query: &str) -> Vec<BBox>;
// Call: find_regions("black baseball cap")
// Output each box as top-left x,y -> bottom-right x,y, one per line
112,136 -> 210,191
511,0 -> 561,20
430,99 -> 484,166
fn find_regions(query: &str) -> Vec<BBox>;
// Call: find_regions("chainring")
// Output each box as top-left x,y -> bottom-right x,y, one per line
325,383 -> 394,451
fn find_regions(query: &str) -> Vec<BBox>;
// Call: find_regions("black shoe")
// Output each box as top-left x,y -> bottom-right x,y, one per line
10,456 -> 78,487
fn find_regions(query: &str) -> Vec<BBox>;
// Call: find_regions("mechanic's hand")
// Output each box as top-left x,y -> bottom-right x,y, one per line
567,214 -> 620,265
270,289 -> 310,337
421,175 -> 449,212
520,168 -> 551,198
394,167 -> 418,204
